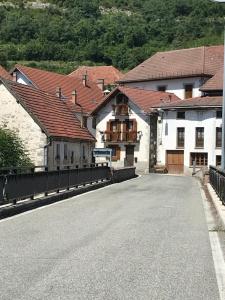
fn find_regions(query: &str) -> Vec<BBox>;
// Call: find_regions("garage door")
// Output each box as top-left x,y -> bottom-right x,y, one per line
166,150 -> 184,174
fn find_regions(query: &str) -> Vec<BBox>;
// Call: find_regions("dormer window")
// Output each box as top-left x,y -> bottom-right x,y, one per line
116,93 -> 128,104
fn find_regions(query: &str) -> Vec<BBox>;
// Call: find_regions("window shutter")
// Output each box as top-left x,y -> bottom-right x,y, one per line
133,119 -> 137,140
116,146 -> 121,160
106,121 -> 111,141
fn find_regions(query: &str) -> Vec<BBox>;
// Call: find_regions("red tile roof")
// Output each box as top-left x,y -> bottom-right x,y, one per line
154,96 -> 222,109
13,65 -> 104,114
2,79 -> 95,141
200,68 -> 223,91
69,65 -> 123,86
92,86 -> 180,114
0,65 -> 12,80
119,45 -> 224,83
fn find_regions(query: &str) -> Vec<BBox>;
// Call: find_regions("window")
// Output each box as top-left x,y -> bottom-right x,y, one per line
157,85 -> 167,92
92,116 -> 97,129
64,144 -> 68,160
177,127 -> 185,148
82,145 -> 86,160
82,116 -> 88,128
216,110 -> 222,119
190,153 -> 208,166
116,93 -> 128,104
56,144 -> 60,160
196,127 -> 204,148
184,84 -> 193,99
216,127 -> 222,148
177,111 -> 185,119
216,155 -> 221,167
71,151 -> 74,164
108,145 -> 120,161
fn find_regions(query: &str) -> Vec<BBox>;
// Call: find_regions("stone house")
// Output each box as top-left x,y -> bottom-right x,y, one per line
92,85 -> 180,173
11,64 -> 105,138
0,78 -> 95,170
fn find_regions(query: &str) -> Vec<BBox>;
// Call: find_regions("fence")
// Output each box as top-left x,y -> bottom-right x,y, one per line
0,163 -> 111,205
209,166 -> 225,205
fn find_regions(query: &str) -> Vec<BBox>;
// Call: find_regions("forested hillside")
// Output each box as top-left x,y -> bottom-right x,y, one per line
0,0 -> 225,73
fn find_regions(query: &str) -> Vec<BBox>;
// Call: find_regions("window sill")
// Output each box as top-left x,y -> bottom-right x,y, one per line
176,147 -> 184,149
194,147 -> 204,149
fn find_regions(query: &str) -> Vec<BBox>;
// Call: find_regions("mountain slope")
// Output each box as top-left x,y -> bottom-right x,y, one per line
0,0 -> 225,72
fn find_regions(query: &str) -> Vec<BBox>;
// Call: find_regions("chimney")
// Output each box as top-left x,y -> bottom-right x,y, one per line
82,74 -> 88,87
72,90 -> 77,104
97,79 -> 105,91
13,72 -> 17,82
56,87 -> 62,98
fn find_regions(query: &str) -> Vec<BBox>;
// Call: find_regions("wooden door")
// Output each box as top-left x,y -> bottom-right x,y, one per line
125,145 -> 135,166
166,150 -> 184,174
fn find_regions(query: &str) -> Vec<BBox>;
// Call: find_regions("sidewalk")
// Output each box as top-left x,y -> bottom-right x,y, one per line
207,183 -> 225,229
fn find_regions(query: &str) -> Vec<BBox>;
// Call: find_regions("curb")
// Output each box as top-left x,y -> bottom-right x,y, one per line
207,183 -> 225,229
0,180 -> 111,220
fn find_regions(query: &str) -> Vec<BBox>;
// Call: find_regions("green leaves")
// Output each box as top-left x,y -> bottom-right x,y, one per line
0,127 -> 33,168
1,0 -> 225,70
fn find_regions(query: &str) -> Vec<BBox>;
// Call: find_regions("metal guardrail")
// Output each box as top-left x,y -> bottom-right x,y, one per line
0,163 -> 110,205
209,166 -> 225,205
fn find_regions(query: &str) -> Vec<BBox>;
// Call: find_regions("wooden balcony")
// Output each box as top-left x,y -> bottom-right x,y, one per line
104,131 -> 138,143
112,104 -> 129,116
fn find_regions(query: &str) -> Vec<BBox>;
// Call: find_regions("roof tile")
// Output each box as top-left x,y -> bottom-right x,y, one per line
2,79 -> 95,141
119,45 -> 224,83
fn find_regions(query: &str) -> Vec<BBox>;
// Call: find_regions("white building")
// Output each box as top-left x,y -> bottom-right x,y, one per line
92,86 -> 180,173
118,45 -> 223,100
154,96 -> 222,175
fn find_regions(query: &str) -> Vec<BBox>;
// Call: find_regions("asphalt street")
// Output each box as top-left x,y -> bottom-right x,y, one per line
0,175 -> 220,300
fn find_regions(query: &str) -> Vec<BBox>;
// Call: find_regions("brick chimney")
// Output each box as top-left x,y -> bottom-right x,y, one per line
82,74 -> 88,87
72,90 -> 77,104
56,87 -> 62,98
97,79 -> 105,91
12,72 -> 17,82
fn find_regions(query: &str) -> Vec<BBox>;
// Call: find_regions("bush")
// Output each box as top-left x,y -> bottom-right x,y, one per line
0,127 -> 33,168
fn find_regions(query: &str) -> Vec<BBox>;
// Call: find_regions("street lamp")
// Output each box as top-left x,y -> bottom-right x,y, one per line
211,0 -> 225,169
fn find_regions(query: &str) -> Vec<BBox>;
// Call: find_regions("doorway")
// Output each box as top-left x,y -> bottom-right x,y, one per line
125,145 -> 135,167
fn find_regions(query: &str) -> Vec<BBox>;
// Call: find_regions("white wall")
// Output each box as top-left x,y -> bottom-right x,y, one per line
125,77 -> 204,100
48,140 -> 94,170
0,83 -> 47,166
95,96 -> 150,173
158,109 -> 222,174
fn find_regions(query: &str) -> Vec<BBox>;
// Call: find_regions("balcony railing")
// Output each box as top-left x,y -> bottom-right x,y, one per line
104,131 -> 138,143
112,104 -> 129,116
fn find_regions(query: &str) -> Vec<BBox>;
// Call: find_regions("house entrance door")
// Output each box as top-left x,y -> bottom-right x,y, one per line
125,145 -> 135,166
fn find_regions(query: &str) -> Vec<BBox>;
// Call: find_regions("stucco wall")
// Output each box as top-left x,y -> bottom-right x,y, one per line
47,140 -> 94,170
124,77 -> 204,100
95,96 -> 150,173
157,109 -> 222,174
0,83 -> 47,166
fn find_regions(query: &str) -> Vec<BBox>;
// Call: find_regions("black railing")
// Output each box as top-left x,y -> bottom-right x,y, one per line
0,163 -> 110,205
209,166 -> 225,205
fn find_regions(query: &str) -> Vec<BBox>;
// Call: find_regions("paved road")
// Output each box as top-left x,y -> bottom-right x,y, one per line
0,175 -> 220,300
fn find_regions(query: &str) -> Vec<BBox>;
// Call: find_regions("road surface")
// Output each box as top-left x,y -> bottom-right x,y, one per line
0,175 -> 221,299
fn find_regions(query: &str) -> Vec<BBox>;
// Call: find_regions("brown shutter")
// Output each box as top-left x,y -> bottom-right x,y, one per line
116,146 -> 121,160
133,119 -> 137,141
122,121 -> 126,141
106,121 -> 111,141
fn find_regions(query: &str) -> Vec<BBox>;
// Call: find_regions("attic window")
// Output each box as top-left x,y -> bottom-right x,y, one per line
116,93 -> 128,104
157,85 -> 167,92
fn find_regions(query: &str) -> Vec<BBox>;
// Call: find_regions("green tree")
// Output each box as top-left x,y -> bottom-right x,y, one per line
0,127 -> 33,168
